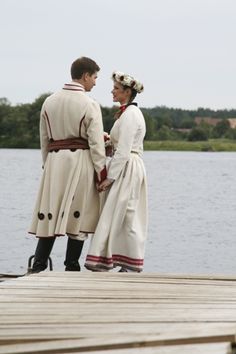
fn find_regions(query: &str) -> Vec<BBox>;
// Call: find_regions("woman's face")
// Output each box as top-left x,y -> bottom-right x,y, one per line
111,81 -> 131,105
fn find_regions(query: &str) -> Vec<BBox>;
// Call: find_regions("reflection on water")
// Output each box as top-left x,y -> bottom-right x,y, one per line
1,149 -> 236,275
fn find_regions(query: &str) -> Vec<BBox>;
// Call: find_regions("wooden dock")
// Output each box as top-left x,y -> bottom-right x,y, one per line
1,272 -> 236,353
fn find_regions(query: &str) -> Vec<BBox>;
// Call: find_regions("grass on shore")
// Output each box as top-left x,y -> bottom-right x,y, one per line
144,139 -> 236,152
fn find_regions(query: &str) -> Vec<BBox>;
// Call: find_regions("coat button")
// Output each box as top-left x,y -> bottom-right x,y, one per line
74,211 -> 80,218
48,213 -> 52,220
38,212 -> 45,220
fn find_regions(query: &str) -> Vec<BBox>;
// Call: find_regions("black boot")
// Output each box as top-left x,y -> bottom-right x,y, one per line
30,237 -> 56,273
64,237 -> 84,271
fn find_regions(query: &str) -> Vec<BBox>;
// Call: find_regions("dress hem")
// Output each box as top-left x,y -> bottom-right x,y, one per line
28,231 -> 94,237
85,254 -> 144,272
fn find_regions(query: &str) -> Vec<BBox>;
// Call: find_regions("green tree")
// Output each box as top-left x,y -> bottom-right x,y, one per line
225,128 -> 236,140
27,93 -> 51,147
143,112 -> 156,140
188,127 -> 208,141
101,106 -> 116,133
0,98 -> 12,136
198,122 -> 211,139
211,119 -> 230,138
156,125 -> 172,141
180,118 -> 195,129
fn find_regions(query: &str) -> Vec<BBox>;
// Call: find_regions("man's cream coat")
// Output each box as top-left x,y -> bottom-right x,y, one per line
29,82 -> 106,238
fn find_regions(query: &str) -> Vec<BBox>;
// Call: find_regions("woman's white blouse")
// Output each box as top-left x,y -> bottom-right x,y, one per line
107,105 -> 146,180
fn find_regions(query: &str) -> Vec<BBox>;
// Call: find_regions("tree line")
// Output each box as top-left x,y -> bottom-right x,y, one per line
1,94 -> 236,148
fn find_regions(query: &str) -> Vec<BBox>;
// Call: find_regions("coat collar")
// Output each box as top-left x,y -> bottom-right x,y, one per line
63,82 -> 85,92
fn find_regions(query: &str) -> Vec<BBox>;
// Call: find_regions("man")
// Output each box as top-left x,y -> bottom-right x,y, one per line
28,57 -> 107,272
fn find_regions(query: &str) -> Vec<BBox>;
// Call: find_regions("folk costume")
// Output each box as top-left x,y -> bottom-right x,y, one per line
28,82 -> 106,271
85,102 -> 148,272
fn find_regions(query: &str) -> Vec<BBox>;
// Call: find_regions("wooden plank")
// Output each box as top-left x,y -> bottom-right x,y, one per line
58,342 -> 233,354
4,276 -> 236,291
7,272 -> 236,289
3,303 -> 236,313
1,312 -> 236,324
0,324 -> 236,342
8,272 -> 236,286
25,271 -> 236,281
1,294 -> 235,304
4,281 -> 236,294
0,334 -> 235,354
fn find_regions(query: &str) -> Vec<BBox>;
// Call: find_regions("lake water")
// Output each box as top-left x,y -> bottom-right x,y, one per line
1,149 -> 236,275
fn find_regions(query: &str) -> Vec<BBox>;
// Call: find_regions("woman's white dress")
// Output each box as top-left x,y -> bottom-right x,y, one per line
85,104 -> 148,272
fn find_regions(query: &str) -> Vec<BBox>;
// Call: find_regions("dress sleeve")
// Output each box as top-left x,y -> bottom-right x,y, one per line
108,110 -> 138,180
85,100 -> 107,181
40,104 -> 49,167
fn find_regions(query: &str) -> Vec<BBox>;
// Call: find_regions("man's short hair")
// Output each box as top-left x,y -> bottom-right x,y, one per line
71,57 -> 100,79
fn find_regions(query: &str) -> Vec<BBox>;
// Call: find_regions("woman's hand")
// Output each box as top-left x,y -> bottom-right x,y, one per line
97,179 -> 113,192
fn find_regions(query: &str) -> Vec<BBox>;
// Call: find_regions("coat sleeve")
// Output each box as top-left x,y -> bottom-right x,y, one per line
40,104 -> 49,167
85,100 -> 107,181
107,110 -> 138,180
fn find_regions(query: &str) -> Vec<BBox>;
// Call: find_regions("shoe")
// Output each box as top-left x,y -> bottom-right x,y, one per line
118,267 -> 128,272
27,260 -> 47,274
118,267 -> 140,273
64,238 -> 84,271
27,237 -> 55,274
65,261 -> 81,271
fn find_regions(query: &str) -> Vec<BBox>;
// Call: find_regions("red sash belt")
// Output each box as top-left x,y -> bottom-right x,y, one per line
48,138 -> 89,152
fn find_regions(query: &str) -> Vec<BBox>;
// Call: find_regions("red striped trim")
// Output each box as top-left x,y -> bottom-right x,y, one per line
65,84 -> 83,87
63,83 -> 85,91
100,166 -> 107,182
63,88 -> 84,91
114,254 -> 143,265
67,231 -> 94,235
95,166 -> 107,183
44,111 -> 53,140
86,255 -> 113,265
28,232 -> 65,237
86,254 -> 144,266
79,115 -> 86,138
29,231 -> 95,236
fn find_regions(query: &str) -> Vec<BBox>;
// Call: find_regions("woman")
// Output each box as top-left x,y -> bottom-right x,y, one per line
85,71 -> 148,272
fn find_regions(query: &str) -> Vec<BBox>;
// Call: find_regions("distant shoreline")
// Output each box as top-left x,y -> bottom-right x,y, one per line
1,139 -> 236,152
144,139 -> 236,152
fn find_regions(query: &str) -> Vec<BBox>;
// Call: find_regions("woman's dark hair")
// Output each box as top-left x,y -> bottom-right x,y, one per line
71,57 -> 100,79
123,85 -> 137,103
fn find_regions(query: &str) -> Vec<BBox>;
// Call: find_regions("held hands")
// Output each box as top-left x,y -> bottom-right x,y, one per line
96,178 -> 113,192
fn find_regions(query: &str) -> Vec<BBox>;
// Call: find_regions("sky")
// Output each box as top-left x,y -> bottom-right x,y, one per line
1,0 -> 236,110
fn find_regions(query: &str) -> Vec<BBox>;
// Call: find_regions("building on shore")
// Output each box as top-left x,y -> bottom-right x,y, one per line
194,117 -> 236,129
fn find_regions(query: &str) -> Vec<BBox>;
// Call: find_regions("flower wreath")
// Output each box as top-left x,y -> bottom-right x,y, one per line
112,71 -> 144,93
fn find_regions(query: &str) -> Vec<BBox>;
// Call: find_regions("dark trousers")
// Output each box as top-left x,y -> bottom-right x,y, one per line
32,236 -> 84,272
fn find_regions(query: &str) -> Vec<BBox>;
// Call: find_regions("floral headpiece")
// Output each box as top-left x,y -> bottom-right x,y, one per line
112,71 -> 144,93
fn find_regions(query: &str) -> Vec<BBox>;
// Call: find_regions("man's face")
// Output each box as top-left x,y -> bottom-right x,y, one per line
84,72 -> 98,92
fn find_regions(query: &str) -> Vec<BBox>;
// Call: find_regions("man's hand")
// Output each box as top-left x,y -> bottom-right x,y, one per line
97,178 -> 113,192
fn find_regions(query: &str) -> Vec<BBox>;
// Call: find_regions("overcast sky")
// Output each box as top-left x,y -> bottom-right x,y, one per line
1,0 -> 235,109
